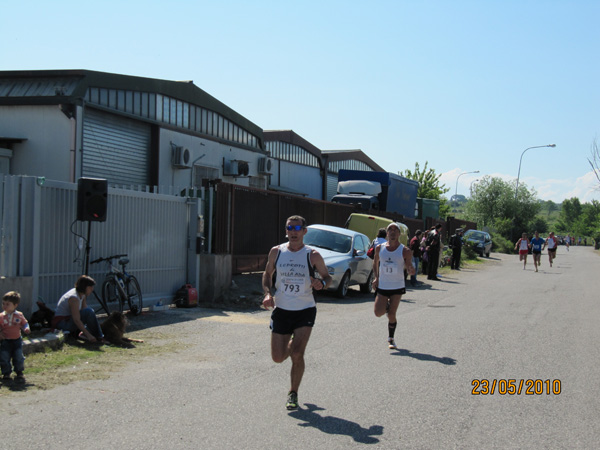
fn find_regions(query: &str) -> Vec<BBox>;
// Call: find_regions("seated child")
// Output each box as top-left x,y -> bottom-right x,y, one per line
0,291 -> 31,383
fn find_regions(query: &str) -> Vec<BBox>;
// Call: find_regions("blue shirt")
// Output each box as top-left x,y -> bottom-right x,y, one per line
531,237 -> 544,251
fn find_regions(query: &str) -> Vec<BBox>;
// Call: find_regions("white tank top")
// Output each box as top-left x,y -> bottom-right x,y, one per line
274,244 -> 316,311
547,237 -> 557,249
378,244 -> 406,290
519,239 -> 529,250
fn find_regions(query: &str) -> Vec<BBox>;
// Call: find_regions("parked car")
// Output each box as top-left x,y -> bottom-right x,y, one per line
303,224 -> 373,297
463,230 -> 492,257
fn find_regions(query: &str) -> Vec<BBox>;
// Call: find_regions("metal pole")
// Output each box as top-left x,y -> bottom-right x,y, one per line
514,144 -> 556,201
455,170 -> 480,198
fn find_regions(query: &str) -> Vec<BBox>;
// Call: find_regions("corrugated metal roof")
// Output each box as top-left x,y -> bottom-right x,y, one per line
0,77 -> 80,97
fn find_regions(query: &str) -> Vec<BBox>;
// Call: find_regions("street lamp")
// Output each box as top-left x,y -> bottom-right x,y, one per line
455,171 -> 480,199
469,179 -> 479,195
514,144 -> 556,200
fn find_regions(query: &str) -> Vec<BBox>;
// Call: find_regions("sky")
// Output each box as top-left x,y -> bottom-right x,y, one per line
2,0 -> 599,203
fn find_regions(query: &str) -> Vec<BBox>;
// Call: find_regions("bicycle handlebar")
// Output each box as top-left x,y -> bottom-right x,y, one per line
90,254 -> 128,264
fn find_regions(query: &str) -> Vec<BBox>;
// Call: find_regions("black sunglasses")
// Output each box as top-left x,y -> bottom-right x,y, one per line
286,225 -> 304,231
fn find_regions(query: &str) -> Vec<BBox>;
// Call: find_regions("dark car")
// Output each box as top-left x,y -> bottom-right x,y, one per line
463,230 -> 492,258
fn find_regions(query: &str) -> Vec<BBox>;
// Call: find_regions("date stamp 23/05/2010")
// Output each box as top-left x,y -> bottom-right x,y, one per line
471,379 -> 561,396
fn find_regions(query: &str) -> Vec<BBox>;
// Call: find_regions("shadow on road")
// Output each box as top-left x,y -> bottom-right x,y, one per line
392,348 -> 457,365
289,403 -> 384,444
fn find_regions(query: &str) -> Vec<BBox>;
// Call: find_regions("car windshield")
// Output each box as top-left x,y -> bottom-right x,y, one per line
465,231 -> 486,241
304,228 -> 352,254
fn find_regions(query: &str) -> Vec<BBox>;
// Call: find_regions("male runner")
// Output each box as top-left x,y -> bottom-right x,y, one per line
530,231 -> 545,272
372,222 -> 416,349
262,215 -> 331,410
543,231 -> 558,267
515,232 -> 530,270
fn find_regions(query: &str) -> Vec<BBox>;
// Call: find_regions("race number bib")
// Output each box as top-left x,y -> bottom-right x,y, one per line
381,260 -> 399,279
281,276 -> 306,295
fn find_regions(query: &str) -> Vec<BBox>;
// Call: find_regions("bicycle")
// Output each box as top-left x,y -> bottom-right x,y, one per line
90,254 -> 143,316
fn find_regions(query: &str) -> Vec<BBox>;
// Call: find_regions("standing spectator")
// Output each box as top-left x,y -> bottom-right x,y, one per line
409,230 -> 423,286
1,291 -> 31,383
420,230 -> 430,276
426,224 -> 443,281
449,228 -> 464,270
371,228 -> 387,251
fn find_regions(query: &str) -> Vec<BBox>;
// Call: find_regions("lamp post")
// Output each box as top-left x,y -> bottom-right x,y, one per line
469,179 -> 479,196
455,171 -> 480,199
514,144 -> 556,200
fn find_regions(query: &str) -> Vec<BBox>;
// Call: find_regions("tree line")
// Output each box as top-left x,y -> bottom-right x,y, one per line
400,162 -> 600,246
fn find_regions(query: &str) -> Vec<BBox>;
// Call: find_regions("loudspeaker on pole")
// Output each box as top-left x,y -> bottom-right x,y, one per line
77,177 -> 108,222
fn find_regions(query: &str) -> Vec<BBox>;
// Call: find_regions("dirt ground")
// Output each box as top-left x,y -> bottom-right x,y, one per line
2,273 -> 266,395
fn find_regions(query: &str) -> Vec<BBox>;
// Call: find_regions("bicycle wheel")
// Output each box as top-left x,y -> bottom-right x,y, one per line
102,278 -> 124,314
126,276 -> 143,315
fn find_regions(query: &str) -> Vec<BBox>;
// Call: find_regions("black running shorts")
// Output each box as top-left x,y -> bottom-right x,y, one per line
376,287 -> 406,297
270,306 -> 317,335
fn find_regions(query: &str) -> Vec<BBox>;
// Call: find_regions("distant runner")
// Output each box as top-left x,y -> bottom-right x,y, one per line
530,231 -> 545,272
515,232 -> 530,270
543,231 -> 558,267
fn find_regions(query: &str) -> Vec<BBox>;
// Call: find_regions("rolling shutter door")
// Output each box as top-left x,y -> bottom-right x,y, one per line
326,173 -> 338,202
82,108 -> 150,185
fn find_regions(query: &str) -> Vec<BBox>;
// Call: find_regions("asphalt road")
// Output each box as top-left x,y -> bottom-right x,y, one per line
1,246 -> 599,449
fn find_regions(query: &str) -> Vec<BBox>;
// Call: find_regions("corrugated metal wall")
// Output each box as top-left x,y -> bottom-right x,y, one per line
1,175 -> 194,313
214,183 -> 355,273
82,108 -> 151,185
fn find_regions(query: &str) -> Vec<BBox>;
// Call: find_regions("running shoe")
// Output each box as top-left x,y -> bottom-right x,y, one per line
15,373 -> 25,383
388,338 -> 397,349
286,391 -> 299,410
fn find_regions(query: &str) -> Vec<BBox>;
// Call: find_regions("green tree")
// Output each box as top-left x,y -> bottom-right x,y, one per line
400,162 -> 451,218
556,197 -> 582,233
464,176 -> 541,240
545,200 -> 558,218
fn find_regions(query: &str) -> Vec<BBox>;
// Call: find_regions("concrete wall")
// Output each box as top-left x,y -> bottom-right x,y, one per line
158,128 -> 268,189
0,276 -> 34,318
198,254 -> 232,302
0,105 -> 73,181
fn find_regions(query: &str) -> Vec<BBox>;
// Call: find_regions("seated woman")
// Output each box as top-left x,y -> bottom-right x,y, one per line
51,275 -> 104,343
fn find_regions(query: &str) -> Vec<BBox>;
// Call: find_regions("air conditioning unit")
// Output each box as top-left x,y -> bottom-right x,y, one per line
172,146 -> 191,169
224,159 -> 250,177
258,157 -> 274,175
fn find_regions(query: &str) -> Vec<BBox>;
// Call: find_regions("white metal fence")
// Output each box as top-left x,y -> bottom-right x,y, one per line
0,175 -> 201,315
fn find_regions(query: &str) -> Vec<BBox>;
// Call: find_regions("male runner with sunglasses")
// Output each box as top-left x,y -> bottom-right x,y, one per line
262,215 -> 331,410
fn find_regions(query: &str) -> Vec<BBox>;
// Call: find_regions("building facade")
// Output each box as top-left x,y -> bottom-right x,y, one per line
0,70 -> 268,192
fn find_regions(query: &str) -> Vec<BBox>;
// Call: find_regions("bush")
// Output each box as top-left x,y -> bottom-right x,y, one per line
462,242 -> 479,260
491,232 -> 514,254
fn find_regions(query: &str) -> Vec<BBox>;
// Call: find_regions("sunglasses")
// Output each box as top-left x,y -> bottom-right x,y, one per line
286,225 -> 304,231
